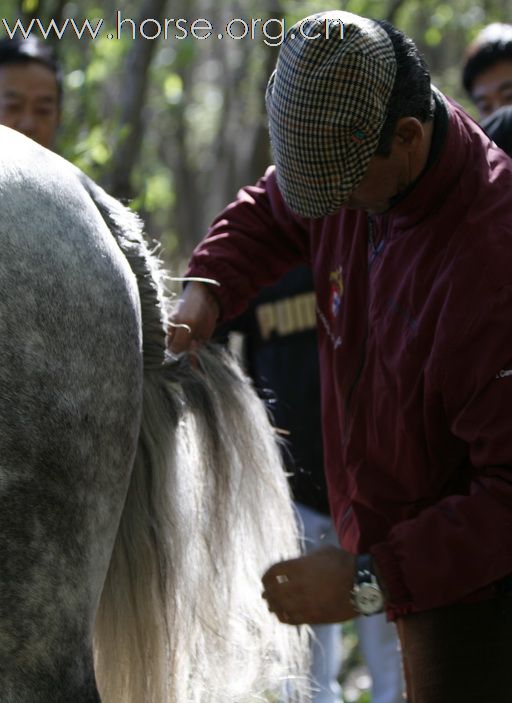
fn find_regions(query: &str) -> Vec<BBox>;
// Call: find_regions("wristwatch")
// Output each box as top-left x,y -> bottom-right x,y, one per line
351,554 -> 385,616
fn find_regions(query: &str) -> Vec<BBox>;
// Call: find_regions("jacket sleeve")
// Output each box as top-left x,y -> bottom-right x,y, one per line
371,284 -> 512,614
185,166 -> 311,322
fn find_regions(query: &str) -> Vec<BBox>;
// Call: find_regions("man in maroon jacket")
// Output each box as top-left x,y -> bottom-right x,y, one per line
169,12 -> 512,701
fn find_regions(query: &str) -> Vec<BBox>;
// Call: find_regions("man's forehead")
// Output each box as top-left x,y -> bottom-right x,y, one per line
0,61 -> 58,91
0,87 -> 57,103
472,61 -> 512,97
0,62 -> 59,96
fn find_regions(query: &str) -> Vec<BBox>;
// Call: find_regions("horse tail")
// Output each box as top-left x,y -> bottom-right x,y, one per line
80,176 -> 310,703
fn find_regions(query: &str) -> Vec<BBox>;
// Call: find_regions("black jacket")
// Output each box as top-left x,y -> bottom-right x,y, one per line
219,265 -> 329,515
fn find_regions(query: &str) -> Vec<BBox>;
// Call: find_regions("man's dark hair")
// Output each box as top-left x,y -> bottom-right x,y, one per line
0,37 -> 63,103
374,20 -> 434,156
462,23 -> 512,95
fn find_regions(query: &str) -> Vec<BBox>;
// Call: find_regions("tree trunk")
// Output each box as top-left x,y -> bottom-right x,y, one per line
104,0 -> 168,200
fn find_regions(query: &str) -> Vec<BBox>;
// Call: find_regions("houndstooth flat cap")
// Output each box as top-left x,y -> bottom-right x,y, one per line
266,11 -> 397,218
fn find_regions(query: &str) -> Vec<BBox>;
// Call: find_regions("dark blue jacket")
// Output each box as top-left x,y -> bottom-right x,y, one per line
220,266 -> 329,515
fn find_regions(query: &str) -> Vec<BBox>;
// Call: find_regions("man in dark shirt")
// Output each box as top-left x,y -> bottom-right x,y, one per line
0,37 -> 61,149
462,23 -> 512,120
481,105 -> 512,156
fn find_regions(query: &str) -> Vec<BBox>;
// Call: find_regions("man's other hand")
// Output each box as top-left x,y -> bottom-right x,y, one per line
261,546 -> 358,625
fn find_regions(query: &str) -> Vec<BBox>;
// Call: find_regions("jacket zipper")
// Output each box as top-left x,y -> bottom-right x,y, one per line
341,215 -> 384,445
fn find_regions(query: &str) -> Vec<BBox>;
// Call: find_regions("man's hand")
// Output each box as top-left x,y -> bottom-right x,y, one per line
167,281 -> 220,354
261,545 -> 358,625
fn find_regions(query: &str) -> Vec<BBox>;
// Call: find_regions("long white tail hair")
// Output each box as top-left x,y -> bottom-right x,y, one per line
83,176 -> 310,703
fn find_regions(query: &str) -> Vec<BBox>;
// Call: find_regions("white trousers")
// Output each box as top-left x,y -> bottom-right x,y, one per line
295,502 -> 404,703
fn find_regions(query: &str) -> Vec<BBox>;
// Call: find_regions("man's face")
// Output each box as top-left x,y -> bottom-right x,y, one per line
471,59 -> 512,120
342,116 -> 432,215
0,61 -> 60,149
344,149 -> 409,215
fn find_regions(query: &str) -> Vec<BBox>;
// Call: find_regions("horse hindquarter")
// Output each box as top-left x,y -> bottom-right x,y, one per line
0,132 -> 143,702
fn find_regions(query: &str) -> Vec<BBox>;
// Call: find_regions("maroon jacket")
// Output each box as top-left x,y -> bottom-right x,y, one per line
186,95 -> 512,617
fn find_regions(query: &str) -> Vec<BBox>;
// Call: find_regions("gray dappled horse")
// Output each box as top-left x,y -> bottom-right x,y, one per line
0,126 -> 308,703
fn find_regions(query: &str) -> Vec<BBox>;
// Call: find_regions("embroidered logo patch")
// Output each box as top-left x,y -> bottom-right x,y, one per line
329,267 -> 344,319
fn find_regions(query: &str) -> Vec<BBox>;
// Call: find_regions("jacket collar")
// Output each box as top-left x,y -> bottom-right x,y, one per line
383,90 -> 474,231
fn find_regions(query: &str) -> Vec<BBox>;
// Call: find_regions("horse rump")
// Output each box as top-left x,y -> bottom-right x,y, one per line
0,126 -> 310,703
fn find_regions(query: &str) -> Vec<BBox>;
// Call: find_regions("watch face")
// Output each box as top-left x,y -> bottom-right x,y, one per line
355,583 -> 384,615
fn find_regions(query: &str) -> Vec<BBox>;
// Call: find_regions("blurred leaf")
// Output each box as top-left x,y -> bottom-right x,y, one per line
142,172 -> 175,212
32,0 -> 512,262
164,73 -> 183,105
21,0 -> 38,13
431,4 -> 454,27
66,69 -> 86,90
424,25 -> 443,45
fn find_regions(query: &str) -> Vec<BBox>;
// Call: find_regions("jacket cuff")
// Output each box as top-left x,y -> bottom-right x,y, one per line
370,541 -> 415,616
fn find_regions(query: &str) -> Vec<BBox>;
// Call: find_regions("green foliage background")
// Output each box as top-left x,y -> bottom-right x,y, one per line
1,0 -> 511,268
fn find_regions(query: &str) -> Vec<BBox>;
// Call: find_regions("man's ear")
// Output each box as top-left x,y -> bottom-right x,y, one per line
394,117 -> 425,151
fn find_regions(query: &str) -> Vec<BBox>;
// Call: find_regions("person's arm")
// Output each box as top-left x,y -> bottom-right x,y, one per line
371,284 -> 512,614
168,281 -> 221,354
168,167 -> 311,354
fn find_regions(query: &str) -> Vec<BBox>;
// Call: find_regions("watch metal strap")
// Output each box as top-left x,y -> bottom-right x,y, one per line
355,553 -> 374,583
